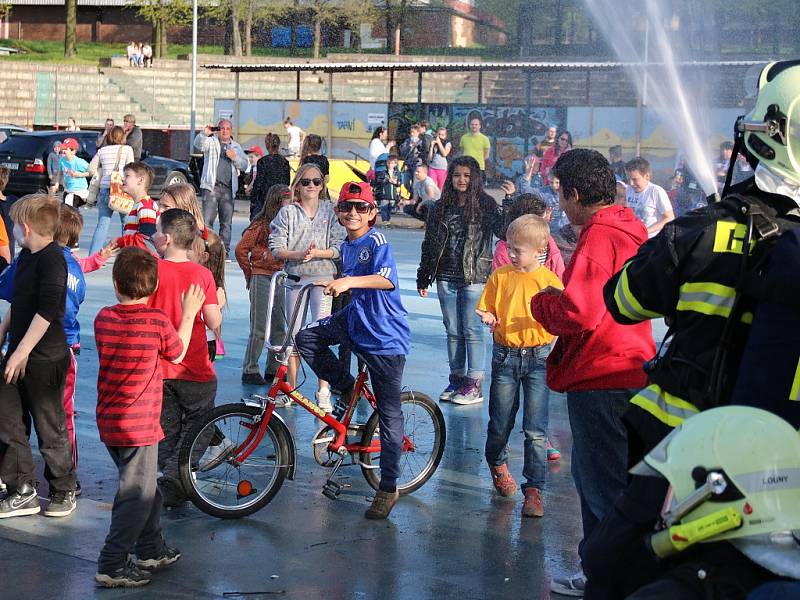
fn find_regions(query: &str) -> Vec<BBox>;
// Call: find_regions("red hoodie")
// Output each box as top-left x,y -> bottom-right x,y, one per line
531,205 -> 654,392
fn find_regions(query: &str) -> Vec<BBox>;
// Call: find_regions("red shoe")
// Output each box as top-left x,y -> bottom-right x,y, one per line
522,488 -> 544,518
546,439 -> 561,461
490,464 -> 517,497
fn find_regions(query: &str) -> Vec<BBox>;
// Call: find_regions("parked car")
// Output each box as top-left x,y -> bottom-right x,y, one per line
0,124 -> 30,145
0,130 -> 193,198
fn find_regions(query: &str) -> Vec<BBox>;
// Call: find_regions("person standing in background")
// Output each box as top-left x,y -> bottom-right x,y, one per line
96,118 -> 115,149
283,118 -> 305,158
122,114 -> 143,161
459,118 -> 491,182
193,120 -> 248,256
428,127 -> 452,191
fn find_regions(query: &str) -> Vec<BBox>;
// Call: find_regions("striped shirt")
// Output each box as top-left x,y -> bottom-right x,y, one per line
124,197 -> 159,237
94,304 -> 182,447
88,144 -> 134,188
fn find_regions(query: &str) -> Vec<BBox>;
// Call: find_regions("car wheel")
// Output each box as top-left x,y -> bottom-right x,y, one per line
165,170 -> 188,187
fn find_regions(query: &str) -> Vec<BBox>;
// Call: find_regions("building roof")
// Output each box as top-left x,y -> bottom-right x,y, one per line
203,60 -> 767,74
7,0 -> 134,5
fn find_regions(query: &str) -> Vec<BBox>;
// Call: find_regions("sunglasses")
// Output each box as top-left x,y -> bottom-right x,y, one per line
299,178 -> 323,187
337,201 -> 372,214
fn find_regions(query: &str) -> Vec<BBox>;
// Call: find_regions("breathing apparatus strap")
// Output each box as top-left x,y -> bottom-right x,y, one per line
721,124 -> 746,199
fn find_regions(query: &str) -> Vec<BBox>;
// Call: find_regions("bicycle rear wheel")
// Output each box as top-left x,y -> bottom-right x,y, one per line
179,404 -> 291,519
360,390 -> 445,495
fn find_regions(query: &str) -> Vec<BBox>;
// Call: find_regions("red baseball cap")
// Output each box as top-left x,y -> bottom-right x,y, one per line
246,145 -> 263,157
61,137 -> 79,150
338,181 -> 375,208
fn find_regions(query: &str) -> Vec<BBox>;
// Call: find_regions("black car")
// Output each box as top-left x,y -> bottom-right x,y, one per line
0,130 -> 193,198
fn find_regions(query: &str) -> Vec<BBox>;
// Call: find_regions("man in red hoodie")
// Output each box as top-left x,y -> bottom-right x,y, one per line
531,149 -> 655,597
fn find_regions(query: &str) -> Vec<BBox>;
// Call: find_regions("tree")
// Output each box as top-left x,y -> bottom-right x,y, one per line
382,0 -> 426,55
136,0 -> 192,58
340,0 -> 377,51
64,0 -> 76,58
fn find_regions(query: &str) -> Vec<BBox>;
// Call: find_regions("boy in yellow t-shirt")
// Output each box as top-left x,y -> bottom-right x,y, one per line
476,214 -> 562,518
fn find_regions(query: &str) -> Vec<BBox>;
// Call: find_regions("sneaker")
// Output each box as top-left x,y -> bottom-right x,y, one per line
241,372 -> 267,386
44,489 -> 77,517
95,558 -> 151,588
489,464 -> 517,497
75,480 -> 82,497
439,374 -> 463,402
365,489 -> 399,520
451,378 -> 484,405
0,483 -> 40,518
158,476 -> 186,508
199,438 -> 236,472
522,487 -> 544,517
135,544 -> 181,569
316,388 -> 333,413
546,439 -> 562,461
550,570 -> 587,597
274,392 -> 294,408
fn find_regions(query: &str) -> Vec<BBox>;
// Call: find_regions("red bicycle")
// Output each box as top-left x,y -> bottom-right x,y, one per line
178,272 -> 446,519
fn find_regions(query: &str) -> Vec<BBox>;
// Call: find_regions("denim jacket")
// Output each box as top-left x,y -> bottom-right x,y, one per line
416,192 -> 504,289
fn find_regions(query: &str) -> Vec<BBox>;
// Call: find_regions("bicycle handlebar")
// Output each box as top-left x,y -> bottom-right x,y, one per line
264,271 -> 317,357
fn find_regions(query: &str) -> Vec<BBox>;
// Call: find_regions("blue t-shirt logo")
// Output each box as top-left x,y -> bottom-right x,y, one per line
358,247 -> 371,263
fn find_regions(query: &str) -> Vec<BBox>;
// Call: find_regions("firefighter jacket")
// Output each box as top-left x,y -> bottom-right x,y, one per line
603,179 -> 800,452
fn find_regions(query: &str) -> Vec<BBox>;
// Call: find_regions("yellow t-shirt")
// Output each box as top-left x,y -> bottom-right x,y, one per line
459,133 -> 491,170
477,265 -> 562,348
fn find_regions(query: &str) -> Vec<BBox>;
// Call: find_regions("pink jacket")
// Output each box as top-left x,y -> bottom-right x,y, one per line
492,236 -> 565,280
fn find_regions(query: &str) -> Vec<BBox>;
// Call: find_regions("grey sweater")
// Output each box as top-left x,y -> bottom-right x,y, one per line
268,201 -> 345,278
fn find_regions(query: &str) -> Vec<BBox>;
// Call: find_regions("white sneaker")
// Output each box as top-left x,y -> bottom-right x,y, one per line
316,388 -> 333,413
274,392 -> 294,408
199,438 -> 235,472
550,569 -> 586,597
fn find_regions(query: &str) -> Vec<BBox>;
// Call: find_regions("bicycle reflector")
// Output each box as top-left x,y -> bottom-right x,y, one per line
237,480 -> 255,498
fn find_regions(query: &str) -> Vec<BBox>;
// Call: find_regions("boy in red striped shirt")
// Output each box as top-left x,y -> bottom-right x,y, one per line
94,247 -> 205,588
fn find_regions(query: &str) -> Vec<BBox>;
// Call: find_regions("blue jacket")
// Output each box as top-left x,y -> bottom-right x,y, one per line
0,247 -> 86,345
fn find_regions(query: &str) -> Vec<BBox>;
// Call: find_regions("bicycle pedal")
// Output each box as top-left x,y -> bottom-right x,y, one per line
322,481 -> 342,500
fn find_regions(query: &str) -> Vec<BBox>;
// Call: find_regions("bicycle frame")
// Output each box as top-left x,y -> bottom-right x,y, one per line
231,271 -> 416,466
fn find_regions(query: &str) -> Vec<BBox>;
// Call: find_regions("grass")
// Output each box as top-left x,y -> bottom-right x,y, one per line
0,38 -> 515,65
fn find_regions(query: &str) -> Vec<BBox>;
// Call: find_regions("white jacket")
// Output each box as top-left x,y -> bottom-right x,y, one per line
193,133 -> 248,195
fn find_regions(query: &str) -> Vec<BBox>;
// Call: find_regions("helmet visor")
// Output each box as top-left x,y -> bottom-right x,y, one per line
787,96 -> 800,178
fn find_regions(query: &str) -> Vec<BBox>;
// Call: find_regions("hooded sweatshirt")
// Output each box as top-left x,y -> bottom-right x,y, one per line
531,205 -> 654,392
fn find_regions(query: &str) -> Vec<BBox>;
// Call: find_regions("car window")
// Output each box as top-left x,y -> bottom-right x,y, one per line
78,135 -> 97,160
0,136 -> 47,156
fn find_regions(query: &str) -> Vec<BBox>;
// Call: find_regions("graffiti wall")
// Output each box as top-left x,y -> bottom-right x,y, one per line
214,99 -> 389,159
216,97 -> 744,186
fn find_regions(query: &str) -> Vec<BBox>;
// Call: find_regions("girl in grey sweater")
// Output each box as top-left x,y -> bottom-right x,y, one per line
269,163 -> 345,409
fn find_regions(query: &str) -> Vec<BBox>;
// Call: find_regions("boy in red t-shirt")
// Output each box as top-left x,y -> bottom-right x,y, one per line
94,247 -> 205,588
148,208 -> 221,506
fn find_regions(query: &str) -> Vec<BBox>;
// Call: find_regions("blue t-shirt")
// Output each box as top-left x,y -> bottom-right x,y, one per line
340,228 -> 410,356
59,156 -> 90,192
0,247 -> 85,345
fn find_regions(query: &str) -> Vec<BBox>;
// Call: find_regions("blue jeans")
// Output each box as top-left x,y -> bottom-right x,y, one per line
435,280 -> 486,380
88,188 -> 124,256
485,343 -> 551,490
567,388 -> 635,555
202,184 -> 234,254
296,311 -> 405,492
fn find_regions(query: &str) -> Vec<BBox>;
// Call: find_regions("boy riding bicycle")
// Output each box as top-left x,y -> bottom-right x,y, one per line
296,181 -> 410,520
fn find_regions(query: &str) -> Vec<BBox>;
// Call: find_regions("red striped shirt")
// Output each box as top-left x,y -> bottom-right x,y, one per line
94,304 -> 182,446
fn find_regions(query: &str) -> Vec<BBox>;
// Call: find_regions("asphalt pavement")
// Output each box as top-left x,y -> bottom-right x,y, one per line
0,201 -> 593,599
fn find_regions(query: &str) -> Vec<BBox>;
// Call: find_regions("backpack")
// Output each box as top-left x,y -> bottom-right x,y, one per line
371,153 -> 389,205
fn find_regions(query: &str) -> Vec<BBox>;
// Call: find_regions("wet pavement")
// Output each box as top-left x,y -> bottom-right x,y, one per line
0,203 -> 590,599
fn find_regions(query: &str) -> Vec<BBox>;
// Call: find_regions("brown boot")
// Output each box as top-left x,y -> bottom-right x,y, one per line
365,489 -> 399,519
490,464 -> 517,497
522,488 -> 544,517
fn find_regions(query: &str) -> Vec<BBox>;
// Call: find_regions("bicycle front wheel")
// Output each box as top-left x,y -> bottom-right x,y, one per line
179,404 -> 291,519
360,390 -> 446,495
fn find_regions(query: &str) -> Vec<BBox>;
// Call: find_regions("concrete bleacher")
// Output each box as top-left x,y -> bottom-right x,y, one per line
0,54 -> 481,129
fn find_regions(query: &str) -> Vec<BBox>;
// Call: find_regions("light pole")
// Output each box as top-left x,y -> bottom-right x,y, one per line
189,0 -> 198,158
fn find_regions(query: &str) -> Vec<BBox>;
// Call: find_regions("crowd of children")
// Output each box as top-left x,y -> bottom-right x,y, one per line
0,127 -> 680,593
